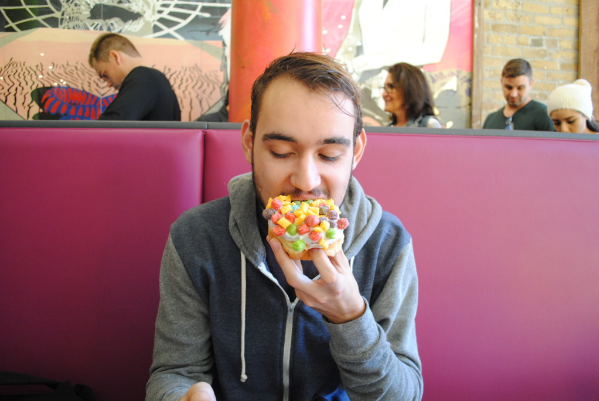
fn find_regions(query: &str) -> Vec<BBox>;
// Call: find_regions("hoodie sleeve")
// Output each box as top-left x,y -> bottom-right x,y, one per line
325,239 -> 423,401
146,235 -> 214,401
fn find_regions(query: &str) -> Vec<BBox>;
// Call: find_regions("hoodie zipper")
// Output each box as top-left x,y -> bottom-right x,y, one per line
283,300 -> 298,401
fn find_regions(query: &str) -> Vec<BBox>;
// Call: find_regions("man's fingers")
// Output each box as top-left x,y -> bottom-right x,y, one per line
308,248 -> 336,282
183,382 -> 216,401
309,248 -> 350,283
267,237 -> 311,288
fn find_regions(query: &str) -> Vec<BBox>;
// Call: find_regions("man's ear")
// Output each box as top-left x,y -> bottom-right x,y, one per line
109,50 -> 122,65
352,129 -> 367,170
241,119 -> 253,164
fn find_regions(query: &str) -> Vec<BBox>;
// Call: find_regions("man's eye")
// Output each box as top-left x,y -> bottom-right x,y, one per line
320,154 -> 341,162
271,151 -> 290,159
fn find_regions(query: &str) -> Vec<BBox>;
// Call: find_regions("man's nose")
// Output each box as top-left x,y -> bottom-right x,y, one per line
290,155 -> 321,192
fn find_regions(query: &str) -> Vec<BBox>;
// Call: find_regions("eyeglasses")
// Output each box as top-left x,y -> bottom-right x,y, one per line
379,83 -> 395,94
505,116 -> 514,130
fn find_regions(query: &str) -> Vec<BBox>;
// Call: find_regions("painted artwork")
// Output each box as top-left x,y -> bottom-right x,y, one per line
0,0 -> 472,126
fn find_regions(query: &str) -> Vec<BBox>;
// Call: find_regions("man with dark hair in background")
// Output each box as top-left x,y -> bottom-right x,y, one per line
89,33 -> 181,121
483,58 -> 554,131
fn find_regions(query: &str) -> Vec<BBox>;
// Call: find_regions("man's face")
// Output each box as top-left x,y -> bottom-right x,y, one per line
241,77 -> 366,207
501,75 -> 533,108
92,53 -> 127,90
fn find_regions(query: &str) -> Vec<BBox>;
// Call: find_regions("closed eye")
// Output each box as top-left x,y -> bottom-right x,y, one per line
271,151 -> 291,159
320,154 -> 341,162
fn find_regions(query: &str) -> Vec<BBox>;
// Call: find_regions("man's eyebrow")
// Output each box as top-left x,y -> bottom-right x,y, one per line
262,132 -> 296,143
262,132 -> 351,147
322,136 -> 352,147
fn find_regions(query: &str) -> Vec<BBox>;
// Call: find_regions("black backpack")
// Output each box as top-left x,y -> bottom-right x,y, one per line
0,372 -> 95,401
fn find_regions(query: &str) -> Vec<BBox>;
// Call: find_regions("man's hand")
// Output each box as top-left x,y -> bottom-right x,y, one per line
267,237 -> 366,324
180,382 -> 216,401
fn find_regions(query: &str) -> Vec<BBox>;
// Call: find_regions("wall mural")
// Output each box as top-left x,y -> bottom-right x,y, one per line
0,0 -> 472,127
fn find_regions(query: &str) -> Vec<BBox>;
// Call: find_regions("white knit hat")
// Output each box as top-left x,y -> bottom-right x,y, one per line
547,79 -> 594,119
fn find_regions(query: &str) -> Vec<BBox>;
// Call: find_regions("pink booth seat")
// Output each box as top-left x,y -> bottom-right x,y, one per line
202,127 -> 599,401
202,128 -> 251,202
355,131 -> 599,401
0,127 -> 203,400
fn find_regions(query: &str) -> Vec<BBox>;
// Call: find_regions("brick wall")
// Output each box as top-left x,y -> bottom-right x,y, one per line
481,0 -> 579,122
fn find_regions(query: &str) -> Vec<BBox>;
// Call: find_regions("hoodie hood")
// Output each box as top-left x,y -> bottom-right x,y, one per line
227,172 -> 382,268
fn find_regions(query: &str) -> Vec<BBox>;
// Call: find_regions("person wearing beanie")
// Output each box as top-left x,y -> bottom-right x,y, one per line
483,58 -> 554,132
547,79 -> 599,134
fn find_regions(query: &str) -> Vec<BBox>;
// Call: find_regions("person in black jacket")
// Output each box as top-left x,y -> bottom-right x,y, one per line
88,33 -> 181,121
197,89 -> 229,122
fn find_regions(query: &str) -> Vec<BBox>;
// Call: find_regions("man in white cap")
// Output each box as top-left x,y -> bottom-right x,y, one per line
547,79 -> 599,134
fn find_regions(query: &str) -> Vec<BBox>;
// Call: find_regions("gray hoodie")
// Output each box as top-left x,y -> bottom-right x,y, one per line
147,173 -> 422,400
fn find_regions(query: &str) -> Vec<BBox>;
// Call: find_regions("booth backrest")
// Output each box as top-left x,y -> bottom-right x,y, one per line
2,125 -> 599,400
202,128 -> 599,401
0,127 -> 203,400
355,131 -> 599,400
202,129 -> 250,202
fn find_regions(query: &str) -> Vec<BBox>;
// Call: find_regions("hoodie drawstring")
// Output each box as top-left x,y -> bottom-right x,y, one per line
240,251 -> 248,382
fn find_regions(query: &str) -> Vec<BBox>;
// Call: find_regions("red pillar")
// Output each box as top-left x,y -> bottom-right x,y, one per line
229,0 -> 323,123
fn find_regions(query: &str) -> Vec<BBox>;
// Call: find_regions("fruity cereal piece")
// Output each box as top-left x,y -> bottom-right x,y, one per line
295,216 -> 306,227
271,198 -> 283,210
277,217 -> 291,229
318,237 -> 329,250
309,230 -> 322,242
337,218 -> 349,230
263,208 -> 276,220
292,239 -> 306,252
285,212 -> 296,223
305,215 -> 320,227
297,223 -> 310,235
273,225 -> 286,236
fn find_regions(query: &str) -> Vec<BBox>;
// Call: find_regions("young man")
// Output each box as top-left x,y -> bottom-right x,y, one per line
88,33 -> 181,121
483,58 -> 554,131
146,53 -> 422,401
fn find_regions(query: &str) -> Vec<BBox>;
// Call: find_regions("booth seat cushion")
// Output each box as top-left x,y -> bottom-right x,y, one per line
354,132 -> 599,401
0,127 -> 203,400
202,128 -> 251,203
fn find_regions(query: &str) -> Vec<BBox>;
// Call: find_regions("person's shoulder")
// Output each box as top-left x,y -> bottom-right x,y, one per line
424,115 -> 442,128
173,197 -> 231,232
374,210 -> 411,247
128,66 -> 168,82
526,99 -> 548,112
483,107 -> 505,128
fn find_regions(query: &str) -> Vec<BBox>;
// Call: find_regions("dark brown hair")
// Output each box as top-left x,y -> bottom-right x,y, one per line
386,62 -> 436,125
502,58 -> 532,80
88,33 -> 141,66
249,52 -> 363,140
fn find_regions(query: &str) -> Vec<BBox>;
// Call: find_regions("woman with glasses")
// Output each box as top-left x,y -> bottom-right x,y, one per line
381,62 -> 442,128
547,79 -> 599,134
